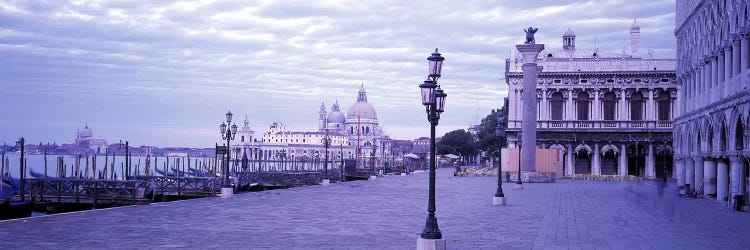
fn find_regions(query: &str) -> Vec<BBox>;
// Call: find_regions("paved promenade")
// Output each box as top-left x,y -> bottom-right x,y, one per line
2,168 -> 750,249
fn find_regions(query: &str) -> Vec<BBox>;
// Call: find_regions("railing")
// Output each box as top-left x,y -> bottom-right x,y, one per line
517,120 -> 674,129
28,178 -> 148,204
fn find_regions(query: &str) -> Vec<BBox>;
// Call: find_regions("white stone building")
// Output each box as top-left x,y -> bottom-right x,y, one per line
673,0 -> 750,206
231,85 -> 391,168
74,124 -> 108,154
505,22 -> 678,178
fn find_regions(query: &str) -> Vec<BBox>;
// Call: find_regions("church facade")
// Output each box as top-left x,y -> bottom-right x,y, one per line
673,0 -> 750,205
231,85 -> 391,169
505,22 -> 678,178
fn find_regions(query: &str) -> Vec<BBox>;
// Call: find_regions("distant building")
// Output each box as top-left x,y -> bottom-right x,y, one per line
231,85 -> 392,168
505,23 -> 677,178
74,124 -> 108,154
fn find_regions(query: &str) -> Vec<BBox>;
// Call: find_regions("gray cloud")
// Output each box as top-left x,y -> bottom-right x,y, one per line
0,0 -> 676,147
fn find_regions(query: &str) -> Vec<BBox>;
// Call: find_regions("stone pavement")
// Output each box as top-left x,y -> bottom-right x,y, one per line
2,168 -> 750,249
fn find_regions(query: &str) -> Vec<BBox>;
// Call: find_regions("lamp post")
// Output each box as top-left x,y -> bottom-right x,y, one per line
516,134 -> 523,189
417,48 -> 447,248
118,140 -> 129,180
323,130 -> 331,173
219,110 -> 238,198
493,112 -> 507,205
16,137 -> 25,201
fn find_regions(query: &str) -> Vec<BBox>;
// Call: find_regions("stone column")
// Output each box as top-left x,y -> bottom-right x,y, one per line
619,89 -> 626,120
593,90 -> 599,120
517,43 -> 544,172
676,157 -> 686,192
567,89 -> 574,120
566,144 -> 574,177
686,157 -> 695,193
646,143 -> 655,179
711,53 -> 719,102
645,89 -> 653,121
696,65 -> 702,109
704,159 -> 717,196
682,75 -> 689,113
619,144 -> 628,176
734,35 -> 742,76
593,144 -> 601,175
717,159 -> 729,202
729,156 -> 743,205
724,44 -> 733,81
719,48 -> 727,97
742,32 -> 750,71
541,89 -> 547,120
694,157 -> 704,196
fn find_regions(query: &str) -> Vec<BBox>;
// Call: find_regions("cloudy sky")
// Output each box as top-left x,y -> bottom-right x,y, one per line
0,0 -> 676,148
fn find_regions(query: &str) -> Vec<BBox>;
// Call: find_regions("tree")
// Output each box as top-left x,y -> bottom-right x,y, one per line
476,105 -> 508,159
437,129 -> 478,161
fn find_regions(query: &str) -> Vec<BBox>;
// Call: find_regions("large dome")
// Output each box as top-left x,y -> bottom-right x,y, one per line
347,102 -> 377,119
346,84 -> 377,120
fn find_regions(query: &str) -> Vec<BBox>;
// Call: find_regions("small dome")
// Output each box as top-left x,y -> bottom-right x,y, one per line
328,111 -> 346,124
563,28 -> 575,37
326,100 -> 346,124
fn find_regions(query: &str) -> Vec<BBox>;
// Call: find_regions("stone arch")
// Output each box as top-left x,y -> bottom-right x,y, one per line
702,117 -> 713,152
574,144 -> 592,155
574,143 -> 592,174
735,112 -> 745,150
600,144 -> 619,155
716,113 -> 728,152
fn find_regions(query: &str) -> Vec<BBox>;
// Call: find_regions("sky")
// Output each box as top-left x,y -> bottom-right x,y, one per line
0,0 -> 677,148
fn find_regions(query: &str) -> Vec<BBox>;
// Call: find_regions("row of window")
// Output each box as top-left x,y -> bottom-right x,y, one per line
548,91 -> 671,121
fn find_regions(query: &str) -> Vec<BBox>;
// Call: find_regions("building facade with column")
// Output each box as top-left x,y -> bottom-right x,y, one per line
673,0 -> 750,206
505,23 -> 678,178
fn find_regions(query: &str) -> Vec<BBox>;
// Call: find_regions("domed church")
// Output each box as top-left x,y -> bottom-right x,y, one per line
319,84 -> 391,165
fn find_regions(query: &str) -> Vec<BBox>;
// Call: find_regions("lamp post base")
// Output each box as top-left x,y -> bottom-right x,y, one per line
417,237 -> 446,250
492,196 -> 506,206
220,187 -> 234,198
514,183 -> 523,190
321,179 -> 330,185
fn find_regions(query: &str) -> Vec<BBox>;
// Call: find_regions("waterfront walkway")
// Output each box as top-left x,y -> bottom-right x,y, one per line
2,168 -> 750,249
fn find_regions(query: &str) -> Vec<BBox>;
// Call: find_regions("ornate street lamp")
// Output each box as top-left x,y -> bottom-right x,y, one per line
219,110 -> 238,198
493,112 -> 507,205
118,140 -> 129,180
418,48 -> 447,248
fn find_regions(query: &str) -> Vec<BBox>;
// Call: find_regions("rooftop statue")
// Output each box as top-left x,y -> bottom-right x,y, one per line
524,26 -> 538,44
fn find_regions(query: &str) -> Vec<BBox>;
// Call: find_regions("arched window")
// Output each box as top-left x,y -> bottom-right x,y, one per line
602,92 -> 616,121
657,91 -> 671,120
630,92 -> 644,120
366,127 -> 370,134
550,92 -> 564,120
350,127 -> 353,135
576,92 -> 590,120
